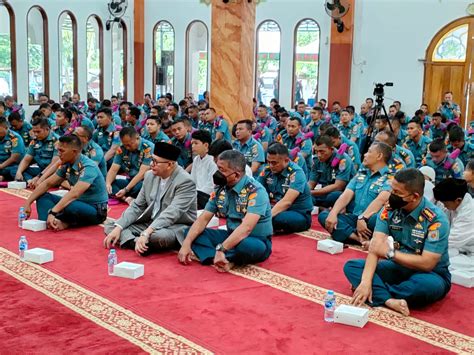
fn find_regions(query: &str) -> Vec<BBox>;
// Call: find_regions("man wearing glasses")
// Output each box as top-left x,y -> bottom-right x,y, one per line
103,142 -> 197,255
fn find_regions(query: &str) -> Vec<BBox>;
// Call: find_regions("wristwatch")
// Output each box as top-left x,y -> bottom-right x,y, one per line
386,236 -> 395,260
216,243 -> 228,253
357,215 -> 369,223
124,187 -> 130,194
48,209 -> 59,217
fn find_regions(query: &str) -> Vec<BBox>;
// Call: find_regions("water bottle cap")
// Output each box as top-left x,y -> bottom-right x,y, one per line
328,290 -> 334,295
20,235 -> 26,239
110,249 -> 116,253
19,207 -> 25,211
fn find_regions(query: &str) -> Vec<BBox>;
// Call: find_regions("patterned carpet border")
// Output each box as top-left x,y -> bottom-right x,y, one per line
2,189 -> 473,353
231,265 -> 474,354
0,247 -> 212,355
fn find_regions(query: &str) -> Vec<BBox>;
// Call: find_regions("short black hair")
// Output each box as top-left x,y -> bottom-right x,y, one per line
371,142 -> 392,163
168,103 -> 179,112
119,126 -> 138,139
346,105 -> 355,115
147,115 -> 162,125
59,134 -> 82,150
7,111 -> 22,123
324,126 -> 340,139
236,119 -> 253,131
315,135 -> 334,148
39,103 -> 51,110
433,178 -> 467,202
408,118 -> 422,128
432,112 -> 442,119
0,116 -> 8,127
311,106 -> 323,114
128,106 -> 141,119
375,130 -> 397,148
208,139 -> 232,157
87,97 -> 97,104
429,138 -> 446,153
448,125 -> 464,142
466,159 -> 474,171
319,123 -> 334,135
267,142 -> 289,157
394,168 -> 425,195
32,118 -> 50,129
51,103 -> 61,111
101,99 -> 112,108
289,116 -> 302,126
171,118 -> 187,127
97,107 -> 112,117
76,125 -> 93,140
191,129 -> 212,146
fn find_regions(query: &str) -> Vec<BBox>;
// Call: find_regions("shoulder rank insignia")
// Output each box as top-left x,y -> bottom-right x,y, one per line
421,207 -> 436,222
380,207 -> 388,220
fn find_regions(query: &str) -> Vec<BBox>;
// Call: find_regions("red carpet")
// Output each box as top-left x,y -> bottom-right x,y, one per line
0,272 -> 144,354
265,234 -> 474,336
0,190 -> 472,353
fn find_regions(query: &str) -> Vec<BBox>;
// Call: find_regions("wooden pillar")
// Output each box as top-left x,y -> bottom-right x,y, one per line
133,0 -> 145,104
328,0 -> 355,107
210,0 -> 256,123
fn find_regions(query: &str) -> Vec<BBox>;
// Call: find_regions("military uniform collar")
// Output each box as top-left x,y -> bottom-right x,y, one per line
370,165 -> 389,177
69,154 -> 84,171
231,175 -> 249,193
105,123 -> 116,133
404,198 -> 426,222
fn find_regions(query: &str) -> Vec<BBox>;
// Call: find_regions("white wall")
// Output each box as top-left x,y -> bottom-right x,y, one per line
144,0 -> 211,101
256,0 -> 331,109
7,0 -> 134,116
143,0 -> 331,109
350,0 -> 469,116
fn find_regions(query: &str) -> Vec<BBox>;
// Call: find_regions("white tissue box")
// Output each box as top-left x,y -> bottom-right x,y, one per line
208,216 -> 219,228
197,210 -> 220,228
334,304 -> 369,328
311,206 -> 319,215
113,262 -> 144,279
50,189 -> 68,197
451,270 -> 474,288
24,248 -> 54,264
8,181 -> 27,189
317,239 -> 344,254
218,225 -> 227,231
22,219 -> 47,232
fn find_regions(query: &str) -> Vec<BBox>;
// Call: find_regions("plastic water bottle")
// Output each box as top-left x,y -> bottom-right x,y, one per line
18,207 -> 26,228
19,236 -> 28,261
108,249 -> 117,275
324,290 -> 336,322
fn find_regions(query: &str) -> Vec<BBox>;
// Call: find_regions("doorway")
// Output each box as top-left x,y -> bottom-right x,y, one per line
424,16 -> 474,128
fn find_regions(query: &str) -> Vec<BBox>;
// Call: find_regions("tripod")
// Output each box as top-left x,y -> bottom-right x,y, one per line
362,96 -> 393,155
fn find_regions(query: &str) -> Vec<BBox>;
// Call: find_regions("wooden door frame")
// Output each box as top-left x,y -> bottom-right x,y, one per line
424,16 -> 474,128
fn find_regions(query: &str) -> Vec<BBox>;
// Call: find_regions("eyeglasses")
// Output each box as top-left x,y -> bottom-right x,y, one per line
151,159 -> 170,165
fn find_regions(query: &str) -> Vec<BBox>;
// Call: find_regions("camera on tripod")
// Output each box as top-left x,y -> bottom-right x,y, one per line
373,82 -> 393,103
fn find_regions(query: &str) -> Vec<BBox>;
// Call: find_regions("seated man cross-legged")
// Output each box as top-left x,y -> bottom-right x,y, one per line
103,142 -> 197,255
178,150 -> 273,272
258,143 -> 313,234
22,135 -> 108,230
319,142 -> 393,247
344,169 -> 451,316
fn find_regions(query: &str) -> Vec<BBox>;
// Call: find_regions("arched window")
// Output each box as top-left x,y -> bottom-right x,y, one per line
255,20 -> 281,106
293,19 -> 320,106
153,21 -> 175,99
86,15 -> 103,100
112,20 -> 127,100
59,11 -> 78,100
185,21 -> 208,101
27,6 -> 48,105
432,24 -> 468,62
0,3 -> 16,98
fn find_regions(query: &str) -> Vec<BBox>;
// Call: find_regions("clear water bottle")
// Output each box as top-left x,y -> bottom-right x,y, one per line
108,249 -> 117,275
324,290 -> 336,322
19,236 -> 28,261
18,207 -> 26,228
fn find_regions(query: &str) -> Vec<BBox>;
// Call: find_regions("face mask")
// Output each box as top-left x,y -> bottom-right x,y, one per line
213,170 -> 234,187
389,193 -> 410,210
